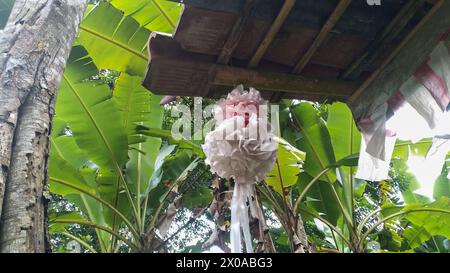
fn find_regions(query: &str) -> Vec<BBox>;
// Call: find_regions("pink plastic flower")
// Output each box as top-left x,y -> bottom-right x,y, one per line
214,85 -> 267,126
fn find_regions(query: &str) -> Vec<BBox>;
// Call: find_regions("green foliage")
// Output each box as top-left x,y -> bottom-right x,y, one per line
78,2 -> 150,75
48,194 -> 100,253
290,102 -> 336,182
413,236 -> 449,253
297,173 -> 342,226
110,0 -> 182,33
57,46 -> 128,172
327,103 -> 360,215
52,46 -> 130,251
271,101 -> 450,253
327,102 -> 361,162
403,197 -> 450,248
392,139 -> 432,161
183,187 -> 212,209
178,161 -> 213,209
113,73 -> 163,144
50,44 -> 185,251
49,0 -> 190,253
137,126 -> 205,157
390,159 -> 430,204
433,161 -> 450,199
266,141 -> 304,194
0,0 -> 14,29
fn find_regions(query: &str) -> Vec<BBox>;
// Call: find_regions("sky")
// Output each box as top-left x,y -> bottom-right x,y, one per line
387,102 -> 450,200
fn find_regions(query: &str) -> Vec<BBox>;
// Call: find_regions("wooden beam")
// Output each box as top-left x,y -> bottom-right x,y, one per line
342,0 -> 424,80
212,65 -> 357,98
348,0 -> 450,120
216,0 -> 259,64
247,0 -> 296,68
145,33 -> 357,101
291,0 -> 352,74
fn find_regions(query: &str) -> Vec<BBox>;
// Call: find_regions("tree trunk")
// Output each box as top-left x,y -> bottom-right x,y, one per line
0,0 -> 87,253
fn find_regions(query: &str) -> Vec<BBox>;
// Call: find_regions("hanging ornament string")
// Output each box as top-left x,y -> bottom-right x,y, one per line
202,85 -> 278,253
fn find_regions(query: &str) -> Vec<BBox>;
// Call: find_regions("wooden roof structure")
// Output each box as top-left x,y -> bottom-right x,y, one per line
143,0 -> 450,121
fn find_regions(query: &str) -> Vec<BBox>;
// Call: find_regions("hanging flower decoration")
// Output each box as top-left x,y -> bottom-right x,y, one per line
202,85 -> 278,253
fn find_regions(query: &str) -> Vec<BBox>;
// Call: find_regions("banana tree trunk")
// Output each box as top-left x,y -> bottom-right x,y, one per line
0,0 -> 87,253
203,177 -> 231,253
291,214 -> 312,253
252,193 -> 276,253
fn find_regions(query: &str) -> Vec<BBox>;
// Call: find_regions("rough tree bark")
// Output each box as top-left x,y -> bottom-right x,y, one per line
0,0 -> 87,253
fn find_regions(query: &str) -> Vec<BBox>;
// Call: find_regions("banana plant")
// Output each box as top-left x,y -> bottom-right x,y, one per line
258,101 -> 450,253
77,1 -> 181,76
49,45 -> 209,252
48,0 -> 190,252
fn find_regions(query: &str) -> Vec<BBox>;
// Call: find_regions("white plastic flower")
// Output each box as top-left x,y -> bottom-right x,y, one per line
202,85 -> 277,184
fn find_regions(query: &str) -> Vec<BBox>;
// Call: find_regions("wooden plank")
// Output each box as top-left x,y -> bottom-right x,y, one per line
291,0 -> 352,74
342,0 -> 425,80
211,65 -> 357,98
173,6 -> 237,55
348,0 -> 450,120
167,0 -> 404,39
248,0 -> 296,68
174,6 -> 371,70
216,0 -> 259,64
143,33 -> 215,97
